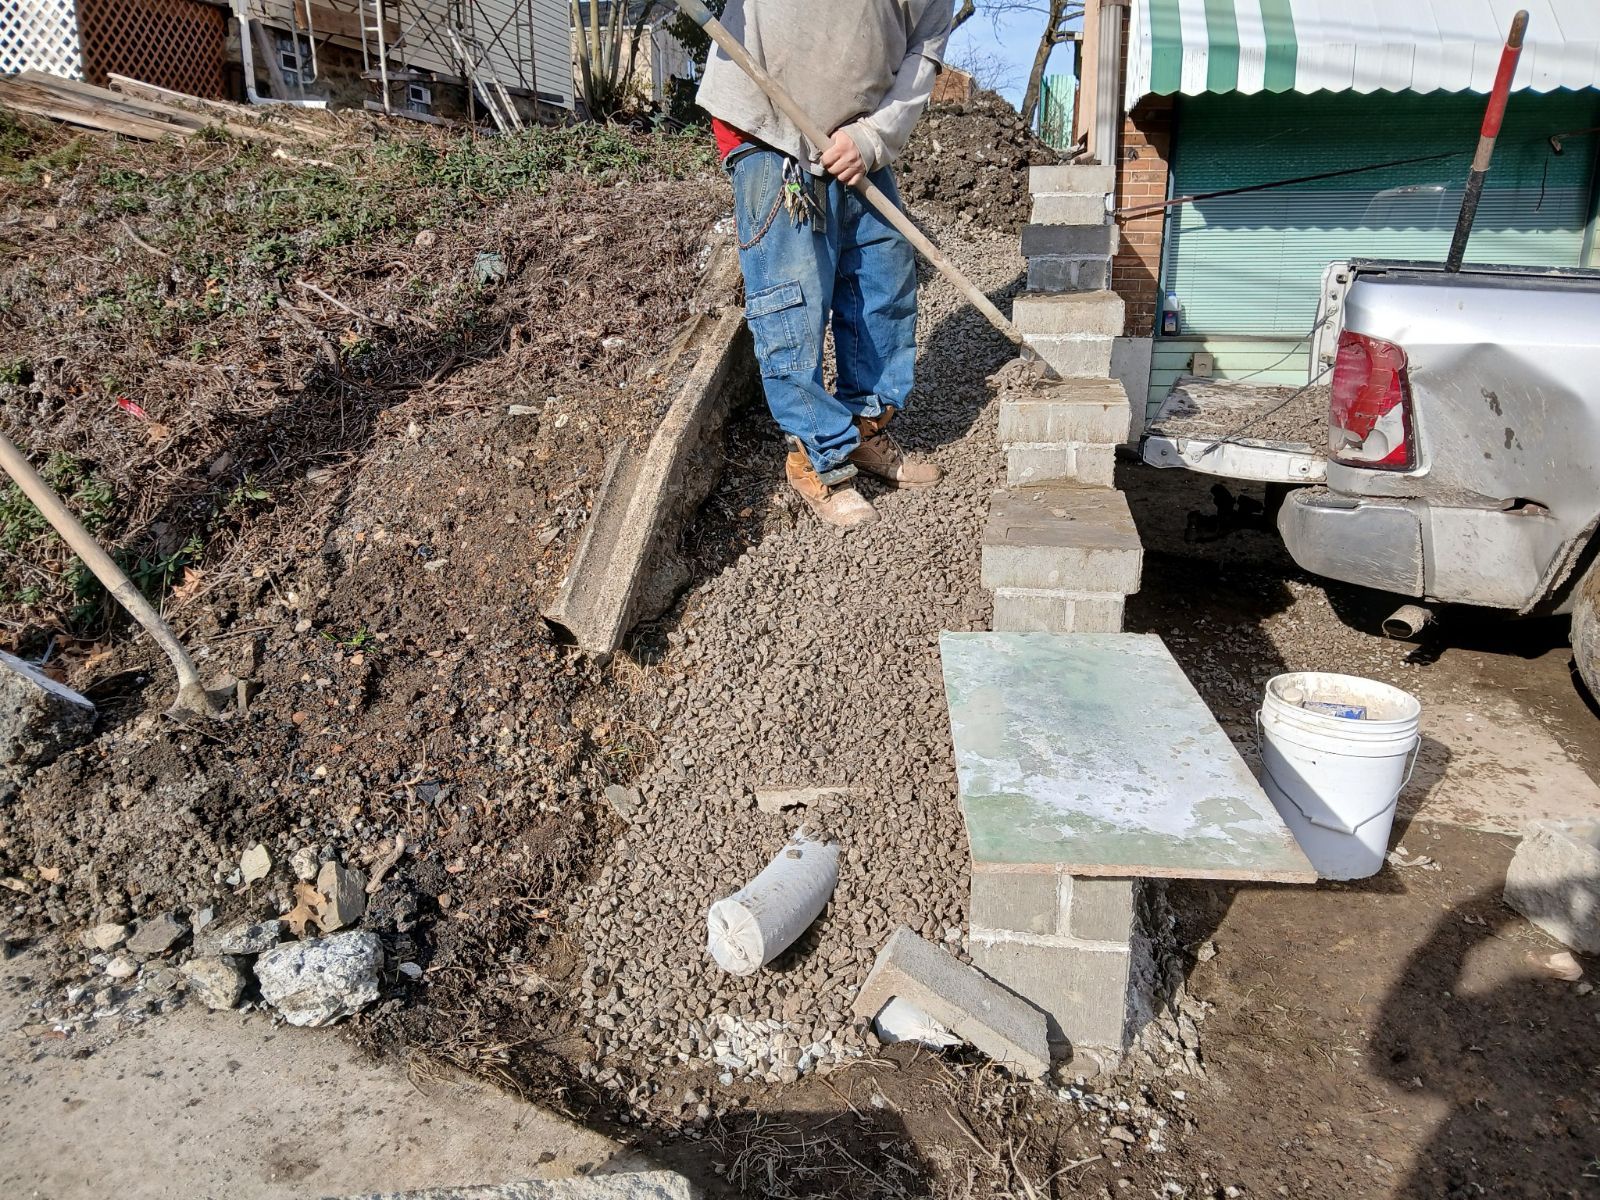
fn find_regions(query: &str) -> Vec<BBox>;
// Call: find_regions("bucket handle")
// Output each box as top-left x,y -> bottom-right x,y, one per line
1255,711 -> 1421,835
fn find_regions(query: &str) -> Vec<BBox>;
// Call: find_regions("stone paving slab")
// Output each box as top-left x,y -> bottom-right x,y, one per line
980,484 -> 1142,594
940,632 -> 1316,882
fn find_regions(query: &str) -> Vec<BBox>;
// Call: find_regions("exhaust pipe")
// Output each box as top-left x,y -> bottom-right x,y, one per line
1383,604 -> 1434,640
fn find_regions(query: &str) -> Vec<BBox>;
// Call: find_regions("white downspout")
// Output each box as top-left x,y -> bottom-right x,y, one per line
1093,0 -> 1129,167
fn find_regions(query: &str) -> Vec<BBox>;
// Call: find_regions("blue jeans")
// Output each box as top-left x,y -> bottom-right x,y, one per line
727,146 -> 918,475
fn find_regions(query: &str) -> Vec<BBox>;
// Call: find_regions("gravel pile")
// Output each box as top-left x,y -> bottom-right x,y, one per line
567,224 -> 1028,1083
898,89 -> 1061,232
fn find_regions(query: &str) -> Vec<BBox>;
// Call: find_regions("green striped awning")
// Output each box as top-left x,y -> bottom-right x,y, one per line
1126,0 -> 1600,107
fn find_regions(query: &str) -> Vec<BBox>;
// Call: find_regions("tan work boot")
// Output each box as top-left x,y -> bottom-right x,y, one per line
785,440 -> 878,528
849,408 -> 943,488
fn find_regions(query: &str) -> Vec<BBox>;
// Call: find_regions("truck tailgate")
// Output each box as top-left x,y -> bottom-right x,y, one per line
1142,375 -> 1328,484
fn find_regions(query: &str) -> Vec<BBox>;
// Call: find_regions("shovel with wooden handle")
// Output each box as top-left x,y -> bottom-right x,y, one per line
0,432 -> 224,720
670,0 -> 1056,378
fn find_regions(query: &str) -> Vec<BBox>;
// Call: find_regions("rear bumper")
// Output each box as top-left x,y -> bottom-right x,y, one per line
1278,489 -> 1425,597
1278,488 -> 1570,609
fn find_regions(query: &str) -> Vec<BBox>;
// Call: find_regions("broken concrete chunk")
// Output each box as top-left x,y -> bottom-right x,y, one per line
182,955 -> 248,1010
604,783 -> 641,824
81,922 -> 127,952
195,918 -> 282,957
707,834 -> 839,975
125,911 -> 186,956
1506,819 -> 1600,954
0,650 -> 94,773
853,926 -> 1051,1079
255,931 -> 383,1027
315,861 -> 367,932
240,843 -> 272,884
873,996 -> 962,1049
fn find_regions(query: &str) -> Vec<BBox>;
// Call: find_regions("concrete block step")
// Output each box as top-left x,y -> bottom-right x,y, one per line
1029,192 -> 1110,226
980,484 -> 1142,594
1027,255 -> 1110,294
1005,442 -> 1115,488
1022,333 -> 1114,379
970,934 -> 1133,1052
1029,164 -> 1115,195
990,587 -> 1125,633
1021,223 -> 1118,258
1012,291 -> 1124,338
998,377 -> 1131,444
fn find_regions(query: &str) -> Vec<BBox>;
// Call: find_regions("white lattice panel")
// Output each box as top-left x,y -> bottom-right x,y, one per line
0,0 -> 85,78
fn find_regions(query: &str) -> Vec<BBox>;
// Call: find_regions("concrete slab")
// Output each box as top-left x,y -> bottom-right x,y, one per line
1021,224 -> 1119,258
990,588 -> 1124,634
1005,443 -> 1116,488
0,951 -> 660,1199
1029,164 -> 1115,194
1397,697 -> 1600,834
940,632 -> 1316,882
1029,193 -> 1110,226
997,379 -> 1130,445
853,926 -> 1051,1079
1021,333 -> 1115,379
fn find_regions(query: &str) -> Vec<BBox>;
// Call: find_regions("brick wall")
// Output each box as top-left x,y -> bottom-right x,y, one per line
1111,97 -> 1173,338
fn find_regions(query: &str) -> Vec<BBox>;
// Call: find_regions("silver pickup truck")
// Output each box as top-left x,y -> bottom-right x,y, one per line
1142,258 -> 1600,699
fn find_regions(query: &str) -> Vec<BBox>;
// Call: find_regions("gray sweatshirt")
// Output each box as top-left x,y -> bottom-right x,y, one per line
697,0 -> 953,176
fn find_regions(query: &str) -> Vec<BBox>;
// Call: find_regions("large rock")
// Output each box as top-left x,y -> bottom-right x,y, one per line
1505,820 -> 1600,954
182,956 -> 248,1010
255,932 -> 383,1026
0,650 -> 94,774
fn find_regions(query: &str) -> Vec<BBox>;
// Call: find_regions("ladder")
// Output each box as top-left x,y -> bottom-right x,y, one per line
359,0 -> 399,113
448,26 -> 524,133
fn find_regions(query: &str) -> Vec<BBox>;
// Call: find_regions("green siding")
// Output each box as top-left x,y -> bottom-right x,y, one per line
1146,336 -> 1310,418
1162,89 -> 1600,337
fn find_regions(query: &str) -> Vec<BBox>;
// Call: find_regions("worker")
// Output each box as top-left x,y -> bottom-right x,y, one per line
698,0 -> 952,528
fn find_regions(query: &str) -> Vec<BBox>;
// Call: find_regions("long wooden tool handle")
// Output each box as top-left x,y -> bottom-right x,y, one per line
673,0 -> 1030,356
1446,9 -> 1527,272
0,431 -> 217,717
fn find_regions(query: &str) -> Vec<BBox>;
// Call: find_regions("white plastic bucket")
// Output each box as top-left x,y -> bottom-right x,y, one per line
1257,672 -> 1421,880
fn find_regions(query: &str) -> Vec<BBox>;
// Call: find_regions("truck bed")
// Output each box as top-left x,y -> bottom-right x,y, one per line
1142,375 -> 1328,484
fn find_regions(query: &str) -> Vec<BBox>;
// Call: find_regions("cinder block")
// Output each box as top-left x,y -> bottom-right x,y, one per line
1021,223 -> 1119,258
1067,877 -> 1136,942
854,926 -> 1051,1078
1012,292 -> 1125,338
991,589 -> 1125,634
1005,442 -> 1116,488
1505,819 -> 1600,954
998,382 -> 1131,445
1027,256 -> 1111,294
980,484 -> 1143,594
1022,333 -> 1115,379
1030,164 -> 1116,195
970,870 -> 1059,936
969,934 -> 1132,1050
1029,192 -> 1109,226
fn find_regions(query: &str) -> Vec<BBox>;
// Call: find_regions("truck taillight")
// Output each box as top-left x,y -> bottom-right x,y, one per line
1329,330 -> 1415,470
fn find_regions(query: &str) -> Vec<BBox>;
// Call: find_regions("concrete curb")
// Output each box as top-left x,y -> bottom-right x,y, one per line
544,236 -> 759,653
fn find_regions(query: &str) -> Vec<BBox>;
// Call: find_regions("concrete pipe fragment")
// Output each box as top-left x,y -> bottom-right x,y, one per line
706,833 -> 839,975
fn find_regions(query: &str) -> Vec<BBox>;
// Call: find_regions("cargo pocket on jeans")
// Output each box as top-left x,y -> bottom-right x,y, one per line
744,280 -> 813,376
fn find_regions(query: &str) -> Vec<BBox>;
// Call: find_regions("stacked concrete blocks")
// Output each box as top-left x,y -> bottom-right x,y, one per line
958,161 -> 1153,1067
1024,165 -> 1117,296
969,871 -> 1139,1052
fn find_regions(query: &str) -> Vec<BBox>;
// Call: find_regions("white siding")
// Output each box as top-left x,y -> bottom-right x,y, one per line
255,0 -> 574,107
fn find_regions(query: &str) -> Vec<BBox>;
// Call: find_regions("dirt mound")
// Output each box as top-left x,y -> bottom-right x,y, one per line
897,87 -> 1061,232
